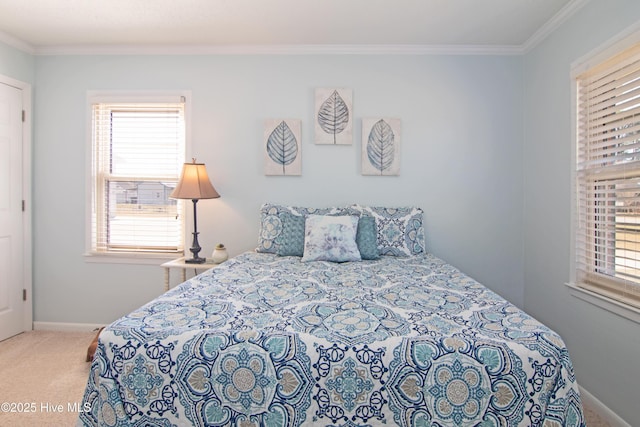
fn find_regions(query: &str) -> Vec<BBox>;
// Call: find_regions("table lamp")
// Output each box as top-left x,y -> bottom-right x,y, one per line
170,159 -> 220,263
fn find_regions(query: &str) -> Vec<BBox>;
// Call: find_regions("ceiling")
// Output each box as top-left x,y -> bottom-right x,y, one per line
0,0 -> 584,54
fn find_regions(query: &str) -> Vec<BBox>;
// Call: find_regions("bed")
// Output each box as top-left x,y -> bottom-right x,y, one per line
79,204 -> 585,427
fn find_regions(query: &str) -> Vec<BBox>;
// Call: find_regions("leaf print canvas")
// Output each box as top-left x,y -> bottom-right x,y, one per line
264,119 -> 302,176
362,117 -> 401,176
315,88 -> 353,145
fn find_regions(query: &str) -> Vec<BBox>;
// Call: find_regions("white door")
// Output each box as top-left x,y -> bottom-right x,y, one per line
0,82 -> 24,341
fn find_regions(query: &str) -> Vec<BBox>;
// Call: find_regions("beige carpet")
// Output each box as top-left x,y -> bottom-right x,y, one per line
0,330 -> 612,426
0,330 -> 94,426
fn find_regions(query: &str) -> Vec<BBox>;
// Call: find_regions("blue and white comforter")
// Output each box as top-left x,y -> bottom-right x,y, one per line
79,252 -> 585,426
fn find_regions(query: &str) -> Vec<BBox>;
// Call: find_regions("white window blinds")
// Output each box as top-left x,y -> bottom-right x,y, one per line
90,100 -> 186,254
576,43 -> 640,308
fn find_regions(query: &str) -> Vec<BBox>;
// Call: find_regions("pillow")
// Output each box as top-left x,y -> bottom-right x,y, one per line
275,212 -> 306,256
275,213 -> 379,259
301,215 -> 362,262
356,216 -> 379,260
256,204 -> 349,253
349,205 -> 425,256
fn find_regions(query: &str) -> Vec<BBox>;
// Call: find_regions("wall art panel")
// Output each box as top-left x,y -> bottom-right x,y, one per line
362,117 -> 401,175
264,119 -> 302,176
314,88 -> 352,145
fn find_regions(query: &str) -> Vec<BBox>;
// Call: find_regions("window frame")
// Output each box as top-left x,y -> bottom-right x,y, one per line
84,91 -> 192,264
570,24 -> 640,321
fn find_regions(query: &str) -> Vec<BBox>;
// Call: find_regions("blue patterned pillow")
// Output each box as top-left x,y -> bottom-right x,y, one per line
349,205 -> 425,256
356,216 -> 379,260
256,204 -> 349,253
275,212 -> 305,256
301,215 -> 362,262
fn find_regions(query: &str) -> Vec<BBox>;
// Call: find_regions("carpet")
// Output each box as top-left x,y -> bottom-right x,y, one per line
0,330 -> 612,426
0,330 -> 93,426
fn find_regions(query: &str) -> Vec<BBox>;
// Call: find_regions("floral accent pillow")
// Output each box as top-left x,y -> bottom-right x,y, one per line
301,215 -> 362,262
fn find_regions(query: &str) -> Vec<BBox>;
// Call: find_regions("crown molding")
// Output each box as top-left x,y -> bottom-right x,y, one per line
33,43 -> 524,56
522,0 -> 590,52
0,30 -> 35,54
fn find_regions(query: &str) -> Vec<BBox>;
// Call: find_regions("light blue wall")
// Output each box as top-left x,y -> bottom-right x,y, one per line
523,0 -> 640,425
0,41 -> 34,84
32,53 -> 524,323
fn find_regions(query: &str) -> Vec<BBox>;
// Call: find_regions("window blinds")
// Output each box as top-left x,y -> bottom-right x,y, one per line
91,102 -> 185,253
576,43 -> 640,308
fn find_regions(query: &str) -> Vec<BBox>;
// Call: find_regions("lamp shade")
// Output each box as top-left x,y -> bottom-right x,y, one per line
170,160 -> 220,200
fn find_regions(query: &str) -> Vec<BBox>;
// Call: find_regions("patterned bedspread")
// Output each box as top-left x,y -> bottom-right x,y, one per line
79,252 -> 585,427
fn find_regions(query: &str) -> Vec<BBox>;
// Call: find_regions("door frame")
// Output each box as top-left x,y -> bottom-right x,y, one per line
0,74 -> 32,333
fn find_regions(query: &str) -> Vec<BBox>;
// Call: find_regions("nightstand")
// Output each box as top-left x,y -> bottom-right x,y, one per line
161,257 -> 221,291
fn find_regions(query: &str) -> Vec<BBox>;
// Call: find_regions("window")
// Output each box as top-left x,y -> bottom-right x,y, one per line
88,95 -> 187,258
575,41 -> 640,309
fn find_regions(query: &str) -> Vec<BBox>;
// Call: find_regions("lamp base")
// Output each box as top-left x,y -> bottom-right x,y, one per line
186,212 -> 205,264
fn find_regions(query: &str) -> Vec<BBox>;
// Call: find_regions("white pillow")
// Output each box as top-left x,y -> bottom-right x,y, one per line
301,215 -> 362,262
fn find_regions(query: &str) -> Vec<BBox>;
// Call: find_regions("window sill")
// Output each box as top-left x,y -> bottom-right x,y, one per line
565,282 -> 640,324
84,252 -> 182,266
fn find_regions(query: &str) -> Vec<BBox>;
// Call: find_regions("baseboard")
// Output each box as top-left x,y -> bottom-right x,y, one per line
580,385 -> 631,427
33,321 -> 104,332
